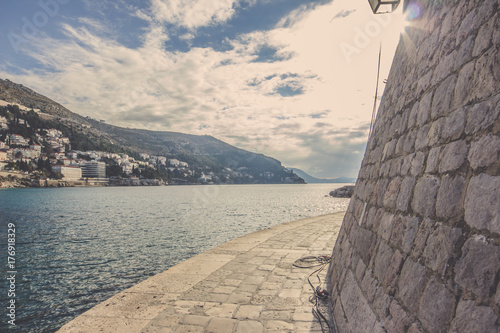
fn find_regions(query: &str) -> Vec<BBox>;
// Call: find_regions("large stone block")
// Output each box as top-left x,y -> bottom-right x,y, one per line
383,250 -> 403,289
340,271 -> 378,333
396,177 -> 416,212
417,92 -> 433,126
468,134 -> 500,170
456,3 -> 482,45
425,147 -> 441,174
382,140 -> 397,161
473,13 -> 496,57
411,176 -> 440,217
398,259 -> 427,314
373,286 -> 391,319
455,35 -> 475,70
455,236 -> 500,299
442,107 -> 466,142
449,300 -> 498,333
401,153 -> 415,176
411,218 -> 433,259
404,129 -> 417,153
472,47 -> 499,101
453,61 -> 475,108
410,152 -> 426,176
422,223 -> 462,276
432,50 -> 457,85
378,213 -> 395,242
426,118 -> 444,147
389,214 -> 405,248
401,216 -> 419,254
465,93 -> 500,135
407,102 -> 419,130
383,178 -> 402,210
361,269 -> 379,303
418,277 -> 456,333
431,75 -> 457,119
436,174 -> 466,219
439,140 -> 468,173
373,241 -> 394,282
384,300 -> 412,333
464,174 -> 500,234
389,114 -> 404,137
352,225 -> 377,265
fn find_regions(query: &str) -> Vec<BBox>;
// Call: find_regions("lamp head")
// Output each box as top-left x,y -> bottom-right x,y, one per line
368,0 -> 401,14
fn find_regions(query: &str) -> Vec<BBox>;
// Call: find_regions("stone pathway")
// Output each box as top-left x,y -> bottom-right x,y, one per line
58,212 -> 345,333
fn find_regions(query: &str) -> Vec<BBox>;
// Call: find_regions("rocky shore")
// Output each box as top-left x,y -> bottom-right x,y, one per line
329,185 -> 355,198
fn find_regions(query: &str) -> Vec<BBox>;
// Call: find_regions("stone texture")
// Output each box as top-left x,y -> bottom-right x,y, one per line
411,176 -> 440,217
401,217 -> 419,254
396,177 -> 415,212
449,300 -> 498,333
384,300 -> 412,333
453,61 -> 475,108
383,250 -> 403,289
439,140 -> 468,173
410,152 -> 426,176
436,174 -> 466,219
442,107 -> 466,142
373,241 -> 394,282
417,91 -> 433,125
411,219 -> 433,259
426,118 -> 444,147
468,134 -> 500,170
465,94 -> 500,135
325,1 -> 500,332
340,271 -> 378,333
383,178 -> 401,209
425,147 -> 441,174
422,223 -> 461,275
418,278 -> 456,333
398,259 -> 427,314
455,236 -> 500,299
464,174 -> 500,234
431,75 -> 456,119
377,213 -> 394,242
236,321 -> 263,333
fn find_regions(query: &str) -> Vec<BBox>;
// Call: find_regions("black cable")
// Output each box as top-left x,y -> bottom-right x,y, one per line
293,256 -> 336,333
368,42 -> 383,141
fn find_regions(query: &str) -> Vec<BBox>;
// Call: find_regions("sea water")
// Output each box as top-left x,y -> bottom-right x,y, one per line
0,184 -> 350,332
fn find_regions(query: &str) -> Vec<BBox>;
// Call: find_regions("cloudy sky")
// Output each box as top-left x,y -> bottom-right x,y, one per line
0,0 -> 411,178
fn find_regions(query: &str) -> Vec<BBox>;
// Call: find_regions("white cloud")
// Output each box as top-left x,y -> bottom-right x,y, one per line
149,0 -> 238,30
0,0 -> 407,178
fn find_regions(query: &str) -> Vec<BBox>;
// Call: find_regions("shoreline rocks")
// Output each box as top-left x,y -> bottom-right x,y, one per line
329,185 -> 355,198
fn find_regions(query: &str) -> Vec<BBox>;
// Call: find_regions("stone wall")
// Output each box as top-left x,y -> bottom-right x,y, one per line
327,1 -> 500,332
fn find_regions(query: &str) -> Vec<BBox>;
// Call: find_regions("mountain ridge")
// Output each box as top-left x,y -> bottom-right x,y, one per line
0,78 -> 304,184
292,168 -> 356,184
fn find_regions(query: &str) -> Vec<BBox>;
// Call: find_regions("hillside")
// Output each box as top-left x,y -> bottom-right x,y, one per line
292,168 -> 356,184
0,78 -> 304,184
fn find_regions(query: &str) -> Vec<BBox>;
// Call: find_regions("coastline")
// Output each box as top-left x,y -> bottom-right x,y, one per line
57,212 -> 345,332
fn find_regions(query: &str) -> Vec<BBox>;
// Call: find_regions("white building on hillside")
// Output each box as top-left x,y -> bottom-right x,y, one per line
52,165 -> 82,180
82,161 -> 106,178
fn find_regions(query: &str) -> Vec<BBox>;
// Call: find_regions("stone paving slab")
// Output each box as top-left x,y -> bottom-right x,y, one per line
58,212 -> 345,333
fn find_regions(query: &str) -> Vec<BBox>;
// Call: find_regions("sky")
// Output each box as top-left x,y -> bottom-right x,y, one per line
0,0 -> 412,179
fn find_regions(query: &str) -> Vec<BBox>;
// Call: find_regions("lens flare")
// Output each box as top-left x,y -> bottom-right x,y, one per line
406,2 -> 423,21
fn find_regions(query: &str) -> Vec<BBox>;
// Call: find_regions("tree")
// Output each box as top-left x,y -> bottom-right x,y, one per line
106,164 -> 124,178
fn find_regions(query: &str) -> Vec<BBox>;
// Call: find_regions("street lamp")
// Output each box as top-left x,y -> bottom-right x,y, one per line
368,0 -> 401,14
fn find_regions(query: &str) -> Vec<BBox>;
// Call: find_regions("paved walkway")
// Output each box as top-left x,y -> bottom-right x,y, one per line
58,212 -> 345,333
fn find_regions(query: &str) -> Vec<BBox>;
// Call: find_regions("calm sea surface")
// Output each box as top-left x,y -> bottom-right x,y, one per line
0,184 -> 350,332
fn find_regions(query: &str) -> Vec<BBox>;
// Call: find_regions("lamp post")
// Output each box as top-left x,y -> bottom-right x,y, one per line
368,0 -> 401,14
